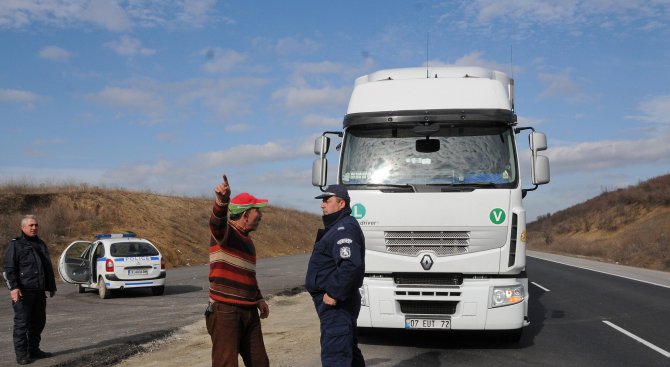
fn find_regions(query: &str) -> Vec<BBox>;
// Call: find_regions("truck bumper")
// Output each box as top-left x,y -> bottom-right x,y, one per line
358,276 -> 527,330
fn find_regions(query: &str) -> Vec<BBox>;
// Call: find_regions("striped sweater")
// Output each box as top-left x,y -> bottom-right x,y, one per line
208,201 -> 263,306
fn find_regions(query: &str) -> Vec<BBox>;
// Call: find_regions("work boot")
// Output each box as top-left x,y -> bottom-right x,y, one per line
29,349 -> 52,359
16,355 -> 31,365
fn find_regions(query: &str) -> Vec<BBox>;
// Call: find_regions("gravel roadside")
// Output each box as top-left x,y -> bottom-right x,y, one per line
113,292 -> 322,367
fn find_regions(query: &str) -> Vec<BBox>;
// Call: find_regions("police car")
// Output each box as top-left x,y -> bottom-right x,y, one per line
58,233 -> 166,299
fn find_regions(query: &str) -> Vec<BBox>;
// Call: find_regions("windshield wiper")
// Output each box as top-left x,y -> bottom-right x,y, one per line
346,184 -> 416,192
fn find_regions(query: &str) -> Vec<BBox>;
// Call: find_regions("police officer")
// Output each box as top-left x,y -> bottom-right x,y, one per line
306,185 -> 365,367
4,215 -> 57,365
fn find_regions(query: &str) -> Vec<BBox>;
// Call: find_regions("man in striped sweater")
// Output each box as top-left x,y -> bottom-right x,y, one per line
206,174 -> 270,367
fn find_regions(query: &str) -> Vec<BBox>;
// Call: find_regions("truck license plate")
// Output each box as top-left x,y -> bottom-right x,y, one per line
405,317 -> 451,329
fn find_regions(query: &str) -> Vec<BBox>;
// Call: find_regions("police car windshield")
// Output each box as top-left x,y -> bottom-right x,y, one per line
110,242 -> 159,257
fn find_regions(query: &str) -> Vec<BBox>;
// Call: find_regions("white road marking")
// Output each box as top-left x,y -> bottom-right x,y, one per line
603,321 -> 670,358
529,256 -> 670,289
531,282 -> 550,292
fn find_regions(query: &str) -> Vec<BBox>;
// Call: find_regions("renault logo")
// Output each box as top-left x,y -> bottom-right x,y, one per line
420,254 -> 433,270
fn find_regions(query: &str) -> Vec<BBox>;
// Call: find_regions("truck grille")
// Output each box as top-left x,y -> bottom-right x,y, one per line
395,273 -> 463,286
398,300 -> 458,315
385,231 -> 469,256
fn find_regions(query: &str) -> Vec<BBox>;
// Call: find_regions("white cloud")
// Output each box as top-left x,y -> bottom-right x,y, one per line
225,123 -> 251,132
0,88 -> 41,105
200,141 -> 308,167
105,35 -> 155,57
275,37 -> 320,55
452,51 -> 510,72
0,0 -> 131,31
0,0 -> 220,31
546,134 -> 670,175
202,48 -> 247,74
300,114 -> 341,128
38,45 -> 71,62
537,69 -> 589,102
89,86 -> 167,117
272,85 -> 350,110
81,0 -> 130,31
630,95 -> 670,125
459,0 -> 670,28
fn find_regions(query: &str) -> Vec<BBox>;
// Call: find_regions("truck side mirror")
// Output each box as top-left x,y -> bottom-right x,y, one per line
312,158 -> 327,186
530,132 -> 547,152
312,136 -> 330,186
529,132 -> 550,185
532,155 -> 550,185
314,136 -> 330,156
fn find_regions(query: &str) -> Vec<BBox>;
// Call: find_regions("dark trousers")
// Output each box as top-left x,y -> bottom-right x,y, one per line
313,294 -> 365,367
12,290 -> 47,358
205,302 -> 269,367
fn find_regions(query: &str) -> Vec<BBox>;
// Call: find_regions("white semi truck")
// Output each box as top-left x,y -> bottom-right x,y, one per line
312,66 -> 550,341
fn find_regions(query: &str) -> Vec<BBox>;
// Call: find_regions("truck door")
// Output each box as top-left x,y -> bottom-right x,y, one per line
58,241 -> 93,284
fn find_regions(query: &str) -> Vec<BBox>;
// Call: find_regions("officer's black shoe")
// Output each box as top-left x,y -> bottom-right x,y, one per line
16,356 -> 31,365
29,349 -> 52,359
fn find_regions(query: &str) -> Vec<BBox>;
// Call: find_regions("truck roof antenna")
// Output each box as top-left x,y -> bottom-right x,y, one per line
510,44 -> 514,79
426,32 -> 429,78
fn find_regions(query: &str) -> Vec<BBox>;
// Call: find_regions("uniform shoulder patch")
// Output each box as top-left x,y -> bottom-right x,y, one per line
340,246 -> 351,259
337,238 -> 353,245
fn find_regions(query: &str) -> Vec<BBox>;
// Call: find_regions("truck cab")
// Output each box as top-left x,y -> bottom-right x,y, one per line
312,66 -> 549,341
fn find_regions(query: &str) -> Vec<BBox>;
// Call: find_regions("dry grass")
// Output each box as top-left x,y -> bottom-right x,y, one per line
3,173 -> 669,280
527,174 -> 670,272
0,183 -> 322,276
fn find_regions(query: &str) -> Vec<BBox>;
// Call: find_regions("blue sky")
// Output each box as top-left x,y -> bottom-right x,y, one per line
1,1 -> 670,220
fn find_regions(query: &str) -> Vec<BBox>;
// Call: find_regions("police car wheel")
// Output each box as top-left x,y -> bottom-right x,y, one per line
98,277 -> 110,299
151,286 -> 165,296
77,284 -> 86,294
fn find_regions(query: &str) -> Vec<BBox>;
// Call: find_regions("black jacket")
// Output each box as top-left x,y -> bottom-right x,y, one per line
4,233 -> 57,292
305,207 -> 365,302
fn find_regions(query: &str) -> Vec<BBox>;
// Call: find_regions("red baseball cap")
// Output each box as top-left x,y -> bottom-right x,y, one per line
229,193 -> 268,214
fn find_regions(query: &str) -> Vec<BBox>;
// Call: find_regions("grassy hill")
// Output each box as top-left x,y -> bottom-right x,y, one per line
2,174 -> 669,280
527,174 -> 670,272
0,183 -> 322,272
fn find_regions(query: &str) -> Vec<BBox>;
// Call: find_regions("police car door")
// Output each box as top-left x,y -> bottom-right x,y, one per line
58,241 -> 93,284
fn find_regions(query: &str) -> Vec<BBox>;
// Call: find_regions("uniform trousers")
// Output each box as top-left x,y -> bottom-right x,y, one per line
313,294 -> 365,367
12,290 -> 47,358
205,302 -> 269,367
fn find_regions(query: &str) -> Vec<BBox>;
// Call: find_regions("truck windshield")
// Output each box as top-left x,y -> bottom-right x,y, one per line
340,124 -> 517,187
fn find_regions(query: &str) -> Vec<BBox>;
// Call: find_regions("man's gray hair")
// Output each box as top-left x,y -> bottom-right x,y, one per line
21,214 -> 38,226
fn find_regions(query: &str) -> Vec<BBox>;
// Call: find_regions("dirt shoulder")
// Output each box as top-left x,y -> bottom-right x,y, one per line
114,292 -> 322,367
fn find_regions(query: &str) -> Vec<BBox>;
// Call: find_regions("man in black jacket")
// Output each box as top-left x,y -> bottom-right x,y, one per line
305,185 -> 365,367
4,215 -> 57,365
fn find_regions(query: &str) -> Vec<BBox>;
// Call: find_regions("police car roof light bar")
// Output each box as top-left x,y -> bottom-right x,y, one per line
95,233 -> 138,239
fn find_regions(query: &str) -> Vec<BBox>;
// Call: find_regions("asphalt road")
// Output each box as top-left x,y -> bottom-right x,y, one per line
356,252 -> 670,366
0,254 -> 311,367
1,251 -> 668,367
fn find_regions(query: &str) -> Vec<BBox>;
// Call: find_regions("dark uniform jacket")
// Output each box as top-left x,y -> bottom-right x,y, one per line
4,233 -> 57,292
305,207 -> 365,302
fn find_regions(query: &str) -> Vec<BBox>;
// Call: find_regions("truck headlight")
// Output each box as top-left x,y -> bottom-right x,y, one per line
359,285 -> 369,307
491,285 -> 524,308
